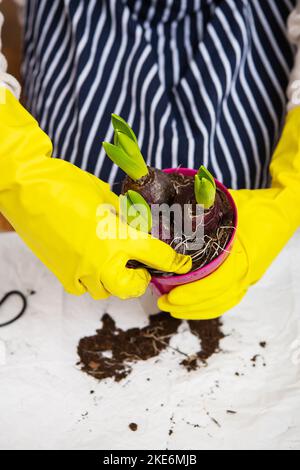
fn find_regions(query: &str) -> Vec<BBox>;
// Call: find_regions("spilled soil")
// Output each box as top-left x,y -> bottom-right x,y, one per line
77,313 -> 224,382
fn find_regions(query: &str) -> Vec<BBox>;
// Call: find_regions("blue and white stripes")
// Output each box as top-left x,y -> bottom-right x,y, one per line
23,0 -> 296,190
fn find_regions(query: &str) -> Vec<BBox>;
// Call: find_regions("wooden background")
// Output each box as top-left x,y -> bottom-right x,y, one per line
0,0 -> 22,232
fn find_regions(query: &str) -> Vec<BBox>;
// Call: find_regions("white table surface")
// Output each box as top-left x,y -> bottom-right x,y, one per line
0,232 -> 300,450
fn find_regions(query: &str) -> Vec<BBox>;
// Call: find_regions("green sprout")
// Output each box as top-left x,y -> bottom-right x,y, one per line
112,114 -> 138,144
120,190 -> 152,234
194,166 -> 216,210
103,115 -> 148,181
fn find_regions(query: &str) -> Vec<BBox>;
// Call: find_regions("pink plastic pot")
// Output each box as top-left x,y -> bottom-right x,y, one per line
151,168 -> 238,296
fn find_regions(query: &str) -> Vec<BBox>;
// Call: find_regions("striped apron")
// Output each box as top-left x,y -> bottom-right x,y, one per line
23,0 -> 296,191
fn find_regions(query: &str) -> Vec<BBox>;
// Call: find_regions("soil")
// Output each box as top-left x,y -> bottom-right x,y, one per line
129,423 -> 138,432
251,355 -> 260,364
181,319 -> 225,371
77,312 -> 224,383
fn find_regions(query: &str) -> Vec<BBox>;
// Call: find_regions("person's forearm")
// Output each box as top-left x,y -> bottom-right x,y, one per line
0,0 -> 21,99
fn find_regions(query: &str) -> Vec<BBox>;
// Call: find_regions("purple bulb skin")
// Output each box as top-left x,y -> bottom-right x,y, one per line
122,167 -> 175,205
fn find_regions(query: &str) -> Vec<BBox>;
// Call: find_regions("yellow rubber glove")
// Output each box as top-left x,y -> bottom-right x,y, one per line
159,107 -> 300,319
0,88 -> 191,300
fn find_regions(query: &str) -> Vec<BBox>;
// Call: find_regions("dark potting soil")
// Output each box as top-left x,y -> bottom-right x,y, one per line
181,319 -> 225,371
129,423 -> 138,432
77,313 -> 224,382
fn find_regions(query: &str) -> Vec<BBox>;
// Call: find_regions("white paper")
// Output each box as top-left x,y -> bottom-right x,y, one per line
0,232 -> 299,450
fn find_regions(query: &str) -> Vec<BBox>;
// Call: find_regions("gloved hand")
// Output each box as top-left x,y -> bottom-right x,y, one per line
0,88 -> 191,300
159,107 -> 300,319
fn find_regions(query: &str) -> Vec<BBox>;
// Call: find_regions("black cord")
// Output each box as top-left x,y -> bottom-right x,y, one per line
0,291 -> 28,328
